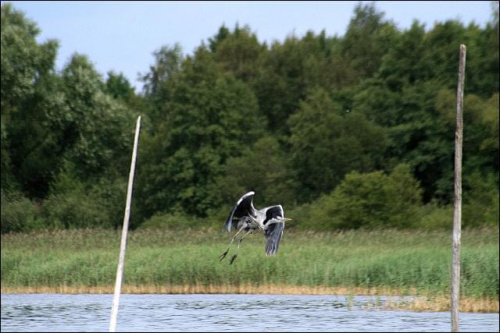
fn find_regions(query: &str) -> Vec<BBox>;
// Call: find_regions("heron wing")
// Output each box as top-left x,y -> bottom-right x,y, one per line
264,205 -> 285,256
224,191 -> 256,232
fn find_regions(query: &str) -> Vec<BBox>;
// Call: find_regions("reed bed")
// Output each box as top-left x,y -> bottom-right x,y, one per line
1,228 -> 498,312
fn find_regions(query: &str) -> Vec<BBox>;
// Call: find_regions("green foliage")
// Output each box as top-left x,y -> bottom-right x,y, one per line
462,93 -> 499,178
40,167 -> 104,229
463,172 -> 499,228
40,191 -> 110,229
378,20 -> 426,89
36,161 -> 129,230
1,3 -> 62,198
2,229 -> 498,299
213,24 -> 266,83
105,70 -> 135,101
307,164 -> 423,230
342,2 -> 399,79
0,190 -> 43,233
253,30 -> 352,135
289,88 -> 387,201
60,54 -> 136,179
2,4 -> 136,204
416,201 -> 453,230
140,43 -> 184,105
1,3 -> 58,113
137,46 -> 265,218
215,136 -> 297,208
1,3 -> 498,233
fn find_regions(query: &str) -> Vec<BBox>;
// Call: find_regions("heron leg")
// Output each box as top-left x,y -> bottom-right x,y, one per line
219,227 -> 245,261
229,229 -> 253,265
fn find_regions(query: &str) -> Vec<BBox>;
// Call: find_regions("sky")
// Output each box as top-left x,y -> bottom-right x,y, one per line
4,1 -> 496,92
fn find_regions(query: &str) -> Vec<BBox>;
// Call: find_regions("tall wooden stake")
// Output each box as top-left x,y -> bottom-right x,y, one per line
451,45 -> 466,333
109,116 -> 141,332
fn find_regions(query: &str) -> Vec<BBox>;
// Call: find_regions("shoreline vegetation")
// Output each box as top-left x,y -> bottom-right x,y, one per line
1,285 -> 498,313
2,228 -> 498,313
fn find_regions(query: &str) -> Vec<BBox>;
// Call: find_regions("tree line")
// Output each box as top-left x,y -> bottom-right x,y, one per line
1,2 -> 498,233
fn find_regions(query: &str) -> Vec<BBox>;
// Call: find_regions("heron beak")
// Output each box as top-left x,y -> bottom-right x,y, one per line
283,218 -> 292,221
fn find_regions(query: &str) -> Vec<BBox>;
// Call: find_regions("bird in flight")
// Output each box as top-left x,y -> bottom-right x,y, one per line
219,191 -> 291,264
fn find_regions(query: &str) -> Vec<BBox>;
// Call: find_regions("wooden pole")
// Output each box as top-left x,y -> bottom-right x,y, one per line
109,116 -> 141,332
451,45 -> 466,333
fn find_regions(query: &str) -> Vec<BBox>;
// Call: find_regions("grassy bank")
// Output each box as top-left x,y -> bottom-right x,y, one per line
1,228 -> 498,312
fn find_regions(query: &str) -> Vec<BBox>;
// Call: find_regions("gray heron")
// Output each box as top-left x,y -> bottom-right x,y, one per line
218,191 -> 291,264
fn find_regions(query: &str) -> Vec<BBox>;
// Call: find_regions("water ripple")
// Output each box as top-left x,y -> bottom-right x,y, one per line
1,294 -> 498,332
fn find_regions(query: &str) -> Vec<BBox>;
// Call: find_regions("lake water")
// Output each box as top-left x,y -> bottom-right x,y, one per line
1,294 -> 498,332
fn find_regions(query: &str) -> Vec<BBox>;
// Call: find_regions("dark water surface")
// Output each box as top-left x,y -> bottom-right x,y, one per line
1,294 -> 498,332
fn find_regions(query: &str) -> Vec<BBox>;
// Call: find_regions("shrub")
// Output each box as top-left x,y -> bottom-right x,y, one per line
462,172 -> 499,228
40,189 -> 112,229
89,177 -> 128,229
1,190 -> 43,233
39,162 -> 125,229
307,164 -> 423,230
417,201 -> 453,230
285,202 -> 313,230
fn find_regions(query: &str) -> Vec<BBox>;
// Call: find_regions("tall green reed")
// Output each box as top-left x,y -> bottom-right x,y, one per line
2,228 -> 498,298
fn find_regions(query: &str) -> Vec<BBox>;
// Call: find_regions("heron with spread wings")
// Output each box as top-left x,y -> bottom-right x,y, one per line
219,191 -> 291,264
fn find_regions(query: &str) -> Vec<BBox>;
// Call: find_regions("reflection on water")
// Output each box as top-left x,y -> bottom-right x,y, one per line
1,294 -> 498,332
